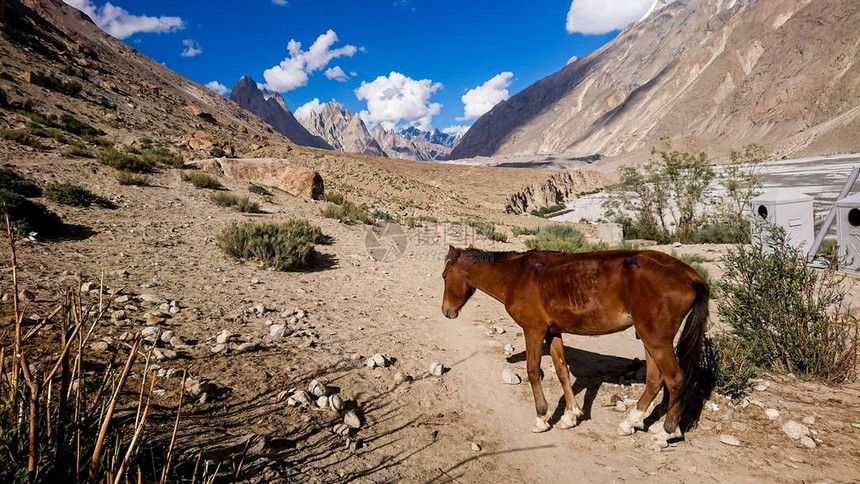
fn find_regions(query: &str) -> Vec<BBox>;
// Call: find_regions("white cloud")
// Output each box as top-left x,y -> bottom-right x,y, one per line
180,39 -> 202,57
295,98 -> 324,120
324,66 -> 348,82
443,125 -> 470,136
204,81 -> 229,96
271,0 -> 287,5
64,0 -> 184,39
565,0 -> 655,35
263,30 -> 359,92
355,72 -> 442,131
459,72 -> 513,121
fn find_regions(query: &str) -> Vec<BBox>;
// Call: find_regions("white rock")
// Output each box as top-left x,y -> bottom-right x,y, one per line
471,442 -> 482,452
169,306 -> 180,314
210,344 -> 226,354
753,384 -> 768,392
111,310 -> 126,321
139,294 -> 161,303
236,342 -> 257,353
291,390 -> 312,406
501,369 -> 521,385
503,344 -> 515,354
429,362 -> 444,376
343,410 -> 361,429
269,324 -> 287,338
801,416 -> 816,426
91,341 -> 110,353
152,348 -> 177,361
765,408 -> 780,420
216,330 -> 231,344
141,326 -> 161,341
615,400 -> 627,412
799,436 -> 816,449
782,420 -> 807,440
333,423 -> 350,436
308,379 -> 328,397
720,434 -> 741,446
329,394 -> 344,412
317,396 -> 329,408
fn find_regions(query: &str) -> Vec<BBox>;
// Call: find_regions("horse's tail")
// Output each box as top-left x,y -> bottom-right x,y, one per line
677,279 -> 709,402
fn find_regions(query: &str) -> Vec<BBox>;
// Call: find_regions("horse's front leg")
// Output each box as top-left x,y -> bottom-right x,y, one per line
524,327 -> 550,433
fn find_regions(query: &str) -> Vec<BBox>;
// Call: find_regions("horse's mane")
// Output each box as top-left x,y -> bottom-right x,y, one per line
462,248 -> 531,262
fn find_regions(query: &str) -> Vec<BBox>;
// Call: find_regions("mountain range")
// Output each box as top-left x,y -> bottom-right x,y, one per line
451,0 -> 860,161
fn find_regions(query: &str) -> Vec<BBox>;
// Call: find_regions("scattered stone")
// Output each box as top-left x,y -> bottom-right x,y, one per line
698,419 -> 716,431
91,341 -> 110,353
317,396 -> 329,408
332,423 -> 350,436
152,348 -> 177,361
144,313 -> 164,325
802,416 -> 816,426
720,434 -> 741,447
185,378 -> 217,398
429,362 -> 444,376
160,330 -> 175,343
782,420 -> 808,440
141,326 -> 161,341
343,410 -> 361,429
236,342 -> 258,353
501,369 -> 521,385
765,408 -> 780,420
308,379 -> 328,397
350,353 -> 362,361
295,309 -> 306,319
111,310 -> 126,321
753,384 -> 768,392
169,336 -> 189,348
216,330 -> 232,344
269,324 -> 288,338
614,400 -> 627,412
115,295 -> 130,304
118,331 -> 134,341
393,372 -> 410,385
210,344 -> 226,354
799,436 -> 816,449
329,394 -> 344,412
471,442 -> 482,452
731,421 -> 748,431
169,306 -> 180,315
366,353 -> 391,368
288,390 -> 312,407
139,294 -> 161,303
159,303 -> 171,312
503,344 -> 515,355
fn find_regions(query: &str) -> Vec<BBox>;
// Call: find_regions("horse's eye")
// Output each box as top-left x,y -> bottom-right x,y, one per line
442,274 -> 447,280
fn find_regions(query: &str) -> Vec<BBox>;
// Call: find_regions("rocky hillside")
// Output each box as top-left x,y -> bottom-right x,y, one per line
372,126 -> 450,161
229,76 -> 332,150
400,126 -> 458,148
451,0 -> 860,161
298,101 -> 385,156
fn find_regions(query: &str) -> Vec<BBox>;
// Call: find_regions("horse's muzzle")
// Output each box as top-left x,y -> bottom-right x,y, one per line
442,307 -> 458,319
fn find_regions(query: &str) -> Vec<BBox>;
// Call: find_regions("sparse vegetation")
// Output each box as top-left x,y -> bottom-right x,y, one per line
0,190 -> 61,234
217,220 -> 327,271
44,182 -> 115,208
116,171 -> 150,186
511,226 -> 539,236
463,218 -> 507,242
249,184 -> 272,196
210,146 -> 226,157
62,144 -> 93,158
325,191 -> 346,205
672,251 -> 712,287
0,168 -> 42,197
530,204 -> 568,218
321,200 -> 373,224
58,114 -> 104,137
181,171 -> 223,189
525,224 -> 587,252
98,146 -> 155,173
40,71 -> 83,97
716,225 -> 858,385
701,334 -> 758,399
372,209 -> 395,222
209,192 -> 260,213
1,129 -> 45,149
139,145 -> 183,168
403,215 -> 438,228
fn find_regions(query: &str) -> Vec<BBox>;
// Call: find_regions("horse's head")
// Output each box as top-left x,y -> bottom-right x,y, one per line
441,246 -> 476,319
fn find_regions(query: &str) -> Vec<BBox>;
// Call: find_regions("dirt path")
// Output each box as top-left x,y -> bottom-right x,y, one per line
5,158 -> 860,483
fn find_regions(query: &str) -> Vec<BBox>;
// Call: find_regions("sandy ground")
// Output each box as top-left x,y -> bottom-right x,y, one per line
4,157 -> 860,483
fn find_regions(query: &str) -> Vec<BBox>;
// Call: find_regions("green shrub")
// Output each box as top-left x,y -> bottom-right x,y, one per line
44,182 -> 115,208
0,168 -> 42,197
62,144 -> 93,158
464,218 -> 507,242
81,134 -> 112,147
210,192 -> 239,207
1,129 -> 45,149
235,197 -> 260,213
0,189 -> 61,234
210,146 -> 226,157
58,114 -> 104,136
181,171 -> 223,189
0,88 -> 8,109
372,210 -> 395,222
403,215 -> 437,228
718,225 -> 858,382
525,225 -> 587,252
41,72 -> 82,97
321,200 -> 373,224
325,192 -> 345,205
249,184 -> 272,196
140,146 -> 183,168
97,147 -> 154,173
530,204 -> 567,218
701,334 -> 758,399
217,220 -> 327,271
511,226 -> 539,236
690,222 -> 750,244
116,171 -> 150,186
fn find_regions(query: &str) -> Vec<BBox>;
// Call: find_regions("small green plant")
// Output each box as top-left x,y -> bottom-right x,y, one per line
372,209 -> 395,222
0,88 -> 8,109
116,171 -> 150,186
403,215 -> 437,228
181,171 -> 223,189
209,192 -> 260,213
44,182 -> 115,208
62,144 -> 93,158
525,225 -> 587,252
701,334 -> 758,399
217,220 -> 327,271
58,114 -> 104,137
718,225 -> 858,382
209,146 -> 226,157
512,226 -> 539,236
97,147 -> 154,173
0,168 -> 42,197
530,204 -> 567,218
321,200 -> 373,224
248,184 -> 272,196
140,146 -> 183,168
1,129 -> 45,149
463,218 -> 507,242
325,191 -> 345,205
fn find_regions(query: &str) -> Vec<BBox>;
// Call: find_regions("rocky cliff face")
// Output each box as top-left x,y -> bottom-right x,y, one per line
505,170 -> 615,214
299,102 -> 385,157
371,127 -> 445,161
451,0 -> 860,161
229,77 -> 332,150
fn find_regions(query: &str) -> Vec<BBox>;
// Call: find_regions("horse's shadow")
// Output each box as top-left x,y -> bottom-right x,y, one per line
507,346 -> 644,424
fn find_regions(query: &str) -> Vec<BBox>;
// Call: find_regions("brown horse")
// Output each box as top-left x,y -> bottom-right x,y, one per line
441,246 -> 708,446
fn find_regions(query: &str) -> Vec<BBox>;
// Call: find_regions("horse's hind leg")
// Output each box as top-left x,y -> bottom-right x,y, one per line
525,328 -> 551,433
546,333 -> 582,429
643,343 -> 684,447
618,350 -> 663,435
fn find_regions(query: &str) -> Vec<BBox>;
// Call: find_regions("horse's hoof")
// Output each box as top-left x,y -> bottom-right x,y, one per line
558,410 -> 581,429
531,417 -> 551,433
651,428 -> 682,447
617,422 -> 635,436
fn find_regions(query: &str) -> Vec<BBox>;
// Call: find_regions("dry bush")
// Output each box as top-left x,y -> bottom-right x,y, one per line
217,220 -> 327,271
180,171 -> 223,190
44,183 -> 115,208
116,172 -> 150,186
321,200 -> 373,225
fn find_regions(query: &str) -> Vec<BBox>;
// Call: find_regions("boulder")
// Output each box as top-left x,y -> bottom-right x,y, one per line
192,158 -> 324,199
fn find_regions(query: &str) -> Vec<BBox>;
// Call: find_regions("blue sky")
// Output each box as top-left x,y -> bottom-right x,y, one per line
64,0 -> 657,133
